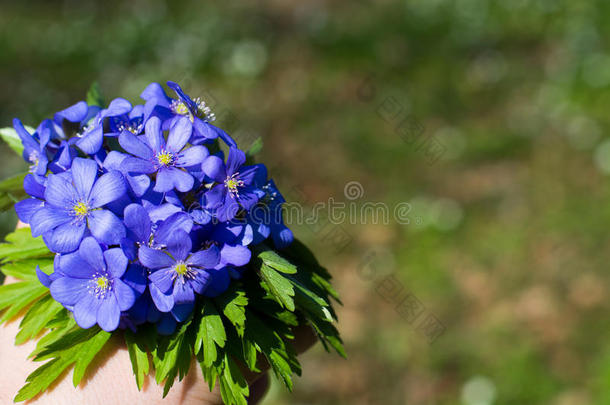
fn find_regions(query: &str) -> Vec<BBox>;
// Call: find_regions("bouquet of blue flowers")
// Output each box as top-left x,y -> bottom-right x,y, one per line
0,82 -> 343,404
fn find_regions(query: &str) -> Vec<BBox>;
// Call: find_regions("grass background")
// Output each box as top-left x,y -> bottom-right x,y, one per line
1,1 -> 610,404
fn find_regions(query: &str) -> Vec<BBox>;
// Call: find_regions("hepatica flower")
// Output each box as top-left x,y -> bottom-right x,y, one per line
50,237 -> 137,331
139,231 -> 220,316
120,116 -> 208,193
203,147 -> 260,222
12,80 -> 296,339
29,157 -> 126,253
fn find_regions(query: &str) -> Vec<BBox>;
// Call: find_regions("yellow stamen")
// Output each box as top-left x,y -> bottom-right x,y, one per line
157,151 -> 174,166
73,201 -> 89,217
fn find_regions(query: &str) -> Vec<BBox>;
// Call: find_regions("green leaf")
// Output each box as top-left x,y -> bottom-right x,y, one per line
152,320 -> 193,397
15,295 -> 64,345
215,286 -> 248,336
125,329 -> 151,391
72,329 -> 112,386
0,228 -> 53,262
1,258 -> 53,282
260,264 -> 295,311
0,172 -> 28,212
86,81 -> 105,107
0,280 -> 48,323
244,138 -> 263,165
0,126 -> 32,155
253,244 -> 297,274
194,303 -> 226,368
218,354 -> 249,405
15,327 -> 111,402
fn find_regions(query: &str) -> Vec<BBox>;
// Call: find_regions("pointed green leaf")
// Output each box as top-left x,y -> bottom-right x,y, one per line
260,264 -> 295,311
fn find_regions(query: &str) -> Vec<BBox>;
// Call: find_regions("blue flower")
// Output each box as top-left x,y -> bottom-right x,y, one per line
13,118 -> 51,177
119,116 -> 208,193
202,147 -> 260,222
15,174 -> 46,224
140,81 -> 237,147
49,237 -> 137,332
28,157 -> 127,253
138,230 -> 220,316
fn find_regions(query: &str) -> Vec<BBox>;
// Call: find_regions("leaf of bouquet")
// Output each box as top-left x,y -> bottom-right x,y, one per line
0,228 -> 53,262
253,244 -> 297,274
0,172 -> 28,212
1,259 -> 53,282
124,329 -> 151,391
259,264 -> 295,311
86,81 -> 105,108
0,126 -> 31,155
194,302 -> 226,368
15,295 -> 65,345
15,327 -> 111,402
0,280 -> 48,323
152,320 -> 194,397
218,354 -> 249,405
215,285 -> 248,336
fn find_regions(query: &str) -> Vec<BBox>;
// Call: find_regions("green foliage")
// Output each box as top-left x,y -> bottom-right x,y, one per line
0,228 -> 343,404
86,81 -> 105,108
0,172 -> 28,212
0,126 -> 32,156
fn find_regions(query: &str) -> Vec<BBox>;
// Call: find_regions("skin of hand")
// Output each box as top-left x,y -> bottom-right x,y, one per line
0,223 -> 318,405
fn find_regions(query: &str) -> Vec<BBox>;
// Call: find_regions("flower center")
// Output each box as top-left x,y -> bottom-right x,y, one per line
116,118 -> 143,135
171,261 -> 195,283
171,100 -> 190,116
89,273 -> 113,299
224,173 -> 245,198
156,151 -> 175,167
72,201 -> 90,217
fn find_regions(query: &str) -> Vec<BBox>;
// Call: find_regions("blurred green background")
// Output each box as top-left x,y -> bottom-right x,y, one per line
2,0 -> 610,404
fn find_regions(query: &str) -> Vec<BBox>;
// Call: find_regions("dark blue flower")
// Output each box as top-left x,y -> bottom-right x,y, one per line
14,174 -> 46,224
138,230 -> 220,315
49,237 -> 137,331
202,147 -> 260,222
28,157 -> 127,253
13,118 -> 51,177
119,116 -> 208,193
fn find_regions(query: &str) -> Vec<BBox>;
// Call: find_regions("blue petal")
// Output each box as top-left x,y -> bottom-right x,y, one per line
171,302 -> 194,322
216,197 -> 240,222
165,230 -> 192,262
192,120 -> 219,142
119,132 -> 154,159
44,173 -> 77,208
273,226 -> 294,249
73,292 -> 100,329
220,244 -> 251,267
36,266 -> 52,288
101,98 -> 132,118
89,171 -> 126,208
204,184 -> 226,209
139,246 -> 175,270
176,145 -> 208,167
155,212 -> 193,245
121,264 -> 147,296
76,126 -> 104,154
203,268 -> 231,297
113,278 -> 136,311
190,269 -> 211,294
54,101 -> 88,124
156,313 -> 177,335
202,155 -> 226,183
172,281 -> 195,304
149,268 -> 174,293
188,245 -> 220,269
166,117 -> 192,153
71,158 -> 98,199
122,157 -> 156,174
23,174 -> 46,199
29,206 -> 69,237
79,237 -> 106,272
50,276 -> 88,306
149,283 -> 174,313
226,147 -> 246,176
140,82 -> 170,104
144,117 -> 164,153
59,251 -> 96,278
123,204 -> 151,242
43,221 -> 86,253
88,210 -> 126,246
154,167 -> 194,193
104,248 -> 128,278
97,294 -> 121,332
